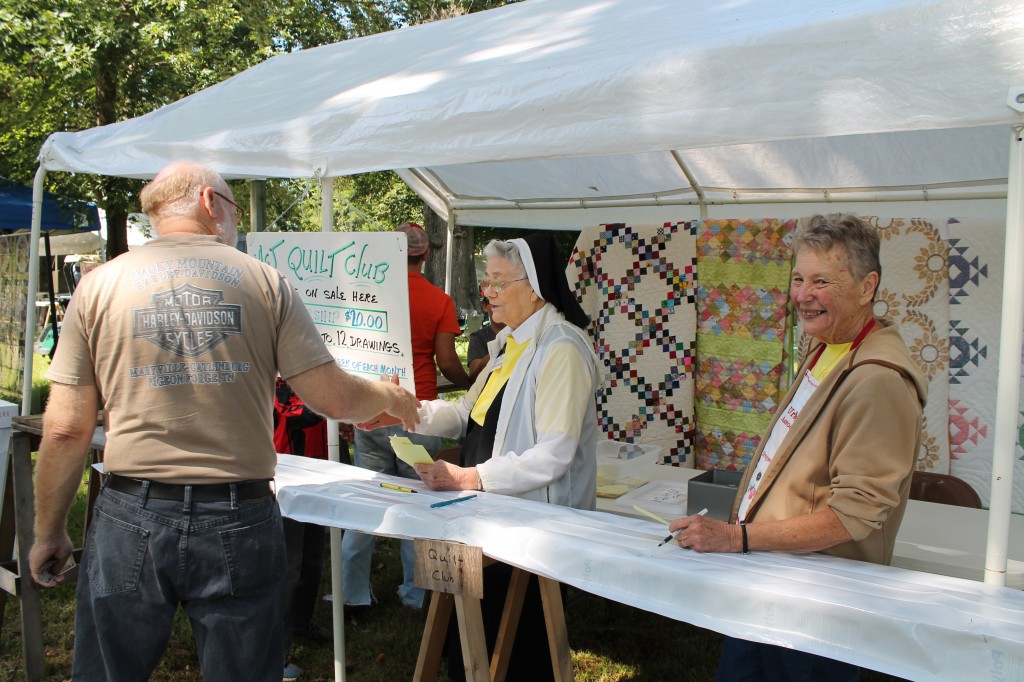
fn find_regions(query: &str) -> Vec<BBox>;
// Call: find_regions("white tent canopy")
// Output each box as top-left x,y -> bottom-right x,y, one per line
27,0 -> 1024,594
38,0 -> 1023,224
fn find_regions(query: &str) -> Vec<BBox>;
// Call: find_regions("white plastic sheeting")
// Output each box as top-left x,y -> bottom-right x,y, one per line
37,0 -> 1024,222
276,455 -> 1024,681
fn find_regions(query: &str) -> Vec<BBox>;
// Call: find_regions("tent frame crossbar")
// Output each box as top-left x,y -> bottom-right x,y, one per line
447,189 -> 1006,213
400,167 -> 1008,223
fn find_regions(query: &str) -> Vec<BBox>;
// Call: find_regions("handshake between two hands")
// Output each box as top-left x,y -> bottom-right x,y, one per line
360,372 -> 419,431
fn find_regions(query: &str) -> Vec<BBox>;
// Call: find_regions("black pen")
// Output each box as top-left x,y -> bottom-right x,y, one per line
659,507 -> 708,547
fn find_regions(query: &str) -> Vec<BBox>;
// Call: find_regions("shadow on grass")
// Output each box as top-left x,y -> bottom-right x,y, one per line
566,588 -> 721,681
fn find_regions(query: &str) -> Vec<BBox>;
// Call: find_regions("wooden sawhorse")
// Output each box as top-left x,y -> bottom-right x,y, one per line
0,421 -> 103,681
413,553 -> 572,682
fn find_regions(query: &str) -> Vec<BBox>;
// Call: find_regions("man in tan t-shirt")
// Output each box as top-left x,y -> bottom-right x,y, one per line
27,162 -> 419,682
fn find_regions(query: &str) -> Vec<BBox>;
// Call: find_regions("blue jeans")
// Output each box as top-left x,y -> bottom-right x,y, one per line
341,426 -> 441,608
716,636 -> 860,682
72,484 -> 286,681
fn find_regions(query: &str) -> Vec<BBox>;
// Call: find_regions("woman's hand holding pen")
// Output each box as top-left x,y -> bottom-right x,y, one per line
668,512 -> 743,553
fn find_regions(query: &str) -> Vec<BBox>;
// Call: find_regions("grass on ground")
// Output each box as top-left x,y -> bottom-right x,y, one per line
1,477 -> 907,680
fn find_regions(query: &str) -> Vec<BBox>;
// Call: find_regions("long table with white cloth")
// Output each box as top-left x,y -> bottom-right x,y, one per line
595,453 -> 1024,588
274,454 -> 1024,681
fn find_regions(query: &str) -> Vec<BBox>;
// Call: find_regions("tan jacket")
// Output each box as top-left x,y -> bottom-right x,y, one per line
730,320 -> 927,565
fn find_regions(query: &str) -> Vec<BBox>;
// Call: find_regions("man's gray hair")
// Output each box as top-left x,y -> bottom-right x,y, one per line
482,239 -> 527,278
139,162 -> 235,243
795,213 -> 882,284
140,163 -> 227,222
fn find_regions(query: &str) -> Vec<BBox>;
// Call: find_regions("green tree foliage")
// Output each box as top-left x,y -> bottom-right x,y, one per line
0,0 -> 517,252
2,0 -> 280,252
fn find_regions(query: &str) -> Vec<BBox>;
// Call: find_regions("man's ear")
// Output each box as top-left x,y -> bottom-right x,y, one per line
198,187 -> 216,219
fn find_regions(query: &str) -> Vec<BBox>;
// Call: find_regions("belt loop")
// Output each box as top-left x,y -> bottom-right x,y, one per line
229,483 -> 239,510
183,485 -> 193,511
139,479 -> 151,506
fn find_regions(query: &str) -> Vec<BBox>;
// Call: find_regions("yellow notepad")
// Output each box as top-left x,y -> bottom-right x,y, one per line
632,504 -> 671,526
389,435 -> 435,466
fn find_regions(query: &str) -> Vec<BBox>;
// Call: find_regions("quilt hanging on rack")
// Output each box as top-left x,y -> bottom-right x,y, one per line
568,222 -> 698,466
0,234 -> 30,403
694,219 -> 796,471
944,217 -> 1023,513
867,217 -> 951,473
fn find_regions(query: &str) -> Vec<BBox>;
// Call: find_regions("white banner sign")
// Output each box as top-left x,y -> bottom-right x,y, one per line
246,232 -> 414,392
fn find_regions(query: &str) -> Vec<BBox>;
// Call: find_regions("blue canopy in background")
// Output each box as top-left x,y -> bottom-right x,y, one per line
0,177 -> 100,233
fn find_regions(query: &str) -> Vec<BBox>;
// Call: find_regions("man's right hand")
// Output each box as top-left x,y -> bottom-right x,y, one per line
382,373 -> 421,431
29,535 -> 74,588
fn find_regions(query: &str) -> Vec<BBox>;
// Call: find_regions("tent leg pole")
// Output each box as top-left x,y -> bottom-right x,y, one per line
985,123 -> 1024,587
317,175 -> 348,682
21,167 -> 47,415
444,211 -> 455,296
321,176 -> 334,234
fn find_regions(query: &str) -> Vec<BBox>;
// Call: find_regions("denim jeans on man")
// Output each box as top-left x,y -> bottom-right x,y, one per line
72,482 -> 286,681
341,425 -> 441,608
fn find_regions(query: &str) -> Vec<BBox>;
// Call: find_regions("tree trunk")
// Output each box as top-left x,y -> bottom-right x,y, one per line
104,205 -> 129,260
422,207 -> 445,287
449,222 -> 478,317
96,43 -> 130,259
422,206 -> 479,319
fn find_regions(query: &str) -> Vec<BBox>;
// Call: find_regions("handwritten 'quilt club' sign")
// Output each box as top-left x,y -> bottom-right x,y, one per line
246,231 -> 414,393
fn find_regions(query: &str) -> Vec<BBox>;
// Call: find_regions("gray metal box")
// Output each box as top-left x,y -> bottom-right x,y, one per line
687,469 -> 743,520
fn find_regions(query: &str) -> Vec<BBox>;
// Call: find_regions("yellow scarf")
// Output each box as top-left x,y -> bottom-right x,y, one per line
810,342 -> 852,381
470,336 -> 530,425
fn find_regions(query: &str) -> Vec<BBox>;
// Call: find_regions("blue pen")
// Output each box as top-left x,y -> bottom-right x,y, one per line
429,495 -> 477,509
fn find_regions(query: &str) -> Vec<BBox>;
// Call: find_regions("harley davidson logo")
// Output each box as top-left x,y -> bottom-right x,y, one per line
133,284 -> 242,358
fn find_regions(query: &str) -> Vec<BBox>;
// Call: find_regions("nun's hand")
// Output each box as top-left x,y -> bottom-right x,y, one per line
414,461 -> 479,491
356,413 -> 401,431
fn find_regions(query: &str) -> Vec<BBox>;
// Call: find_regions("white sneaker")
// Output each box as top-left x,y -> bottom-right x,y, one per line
283,661 -> 304,681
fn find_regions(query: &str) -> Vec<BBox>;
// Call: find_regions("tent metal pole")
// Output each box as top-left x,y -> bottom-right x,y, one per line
397,168 -> 450,223
21,166 -> 47,415
249,179 -> 266,232
444,210 -> 455,296
321,176 -> 334,234
318,175 -> 348,682
42,232 -> 59,358
985,123 -> 1024,587
671,151 -> 707,221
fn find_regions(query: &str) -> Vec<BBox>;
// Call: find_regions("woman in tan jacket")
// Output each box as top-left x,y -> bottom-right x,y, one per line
670,213 -> 927,681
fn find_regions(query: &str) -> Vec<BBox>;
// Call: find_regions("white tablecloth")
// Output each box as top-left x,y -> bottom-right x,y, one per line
275,455 -> 1024,681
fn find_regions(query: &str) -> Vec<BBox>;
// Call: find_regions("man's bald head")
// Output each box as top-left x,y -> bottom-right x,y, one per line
140,162 -> 237,244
